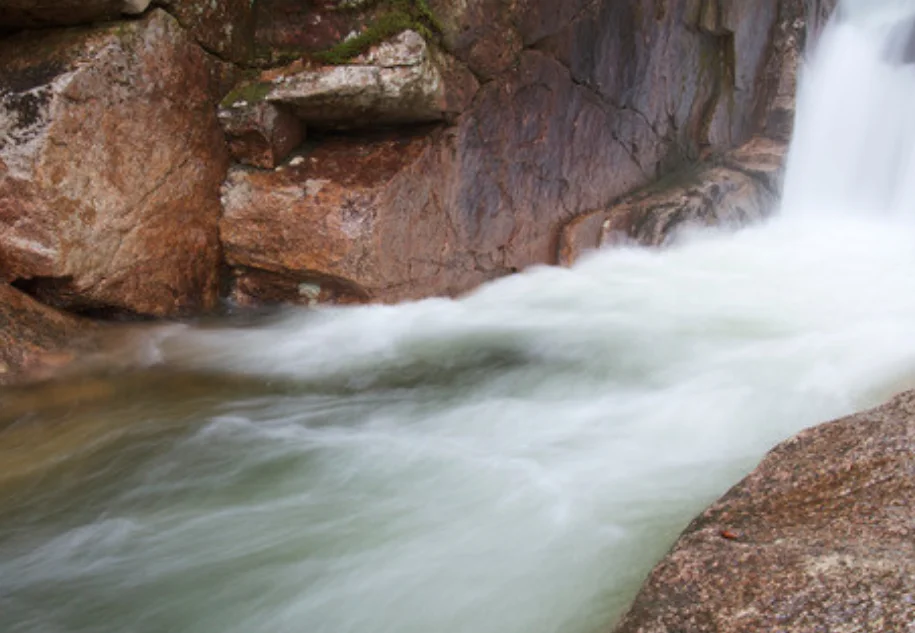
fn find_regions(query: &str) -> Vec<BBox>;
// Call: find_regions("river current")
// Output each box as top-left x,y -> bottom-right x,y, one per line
3,4 -> 915,633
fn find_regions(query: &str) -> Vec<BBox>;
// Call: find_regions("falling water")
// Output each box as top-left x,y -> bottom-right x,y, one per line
4,3 -> 915,633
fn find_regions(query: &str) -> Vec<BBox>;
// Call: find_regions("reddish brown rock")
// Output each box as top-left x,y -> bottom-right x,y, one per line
0,284 -> 94,385
220,128 -> 471,304
611,390 -> 915,633
218,101 -> 305,169
253,0 -> 373,58
0,9 -> 228,317
0,0 -> 149,28
221,0 -> 829,307
158,0 -> 255,63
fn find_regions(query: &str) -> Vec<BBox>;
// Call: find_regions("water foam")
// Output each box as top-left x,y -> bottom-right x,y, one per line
4,6 -> 915,633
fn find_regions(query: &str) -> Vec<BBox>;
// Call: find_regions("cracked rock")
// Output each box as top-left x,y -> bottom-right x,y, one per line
0,9 -> 227,316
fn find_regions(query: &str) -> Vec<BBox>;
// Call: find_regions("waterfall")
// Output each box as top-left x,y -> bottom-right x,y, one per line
784,0 -> 915,215
4,5 -> 915,633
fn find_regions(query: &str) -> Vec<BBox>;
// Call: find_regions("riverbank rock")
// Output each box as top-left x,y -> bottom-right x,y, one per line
611,390 -> 915,633
557,0 -> 822,264
221,128 -> 464,304
559,137 -> 784,264
222,0 -> 821,307
0,284 -> 94,385
0,9 -> 228,317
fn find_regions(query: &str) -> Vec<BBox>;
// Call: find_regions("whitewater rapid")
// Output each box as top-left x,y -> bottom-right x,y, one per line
4,4 -> 915,633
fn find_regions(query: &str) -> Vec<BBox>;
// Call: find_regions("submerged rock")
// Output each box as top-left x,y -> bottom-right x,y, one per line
0,9 -> 228,317
611,390 -> 915,632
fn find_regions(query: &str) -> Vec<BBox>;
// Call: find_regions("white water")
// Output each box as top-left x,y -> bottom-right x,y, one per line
4,5 -> 915,633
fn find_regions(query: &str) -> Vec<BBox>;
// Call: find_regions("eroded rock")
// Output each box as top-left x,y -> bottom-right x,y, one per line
612,390 -> 915,633
559,137 -> 783,264
0,284 -> 94,385
0,9 -> 228,317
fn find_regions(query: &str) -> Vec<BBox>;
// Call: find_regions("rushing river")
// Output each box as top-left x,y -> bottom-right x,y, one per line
4,4 -> 915,633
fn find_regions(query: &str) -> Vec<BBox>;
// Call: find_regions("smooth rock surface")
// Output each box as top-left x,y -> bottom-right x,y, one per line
241,30 -> 479,128
558,136 -> 784,264
0,284 -> 93,385
0,10 -> 228,317
611,390 -> 915,633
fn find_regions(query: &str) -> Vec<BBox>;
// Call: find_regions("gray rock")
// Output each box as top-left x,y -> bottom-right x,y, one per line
259,30 -> 479,128
558,136 -> 784,265
611,390 -> 915,633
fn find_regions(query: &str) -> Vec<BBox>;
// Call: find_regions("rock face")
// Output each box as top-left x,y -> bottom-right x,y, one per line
220,0 -> 821,306
157,0 -> 255,63
0,9 -> 228,317
559,137 -> 785,263
557,0 -> 822,264
221,129 -> 461,304
612,390 -> 915,633
0,284 -> 93,385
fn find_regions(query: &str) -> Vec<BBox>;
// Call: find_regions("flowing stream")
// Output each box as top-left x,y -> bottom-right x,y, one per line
4,4 -> 915,633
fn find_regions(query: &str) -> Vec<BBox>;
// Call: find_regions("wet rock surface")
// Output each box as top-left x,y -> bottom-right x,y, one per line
220,128 -> 469,304
557,0 -> 817,264
0,9 -> 228,317
559,137 -> 785,264
221,0 -> 817,307
611,390 -> 915,633
0,284 -> 94,385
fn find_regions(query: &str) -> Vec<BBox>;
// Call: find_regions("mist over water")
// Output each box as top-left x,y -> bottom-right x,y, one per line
4,6 -> 915,633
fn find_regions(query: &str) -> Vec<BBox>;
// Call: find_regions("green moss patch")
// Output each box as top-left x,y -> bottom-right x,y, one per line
314,0 -> 442,65
220,80 -> 274,108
